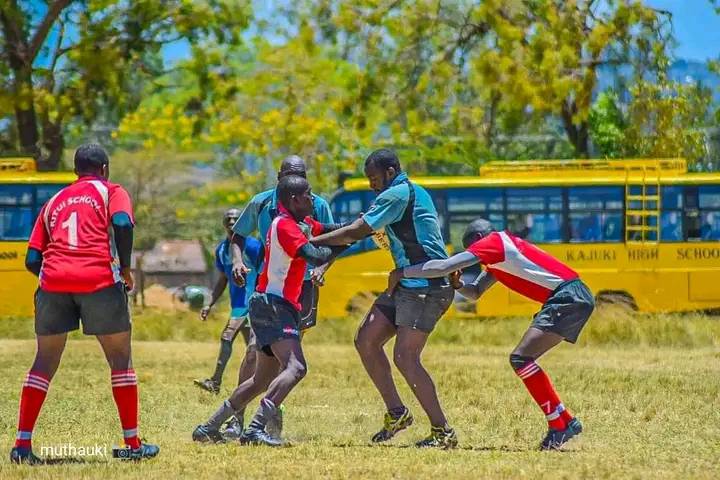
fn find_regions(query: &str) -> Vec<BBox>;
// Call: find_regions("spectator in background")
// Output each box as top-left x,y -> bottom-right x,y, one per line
701,212 -> 719,240
661,212 -> 682,241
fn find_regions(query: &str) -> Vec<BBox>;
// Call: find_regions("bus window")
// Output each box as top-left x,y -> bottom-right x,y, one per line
507,213 -> 562,243
699,186 -> 720,240
661,211 -> 682,241
0,208 -> 33,240
37,184 -> 64,205
506,188 -> 562,212
0,185 -> 33,206
449,213 -> 504,251
331,191 -> 365,224
568,187 -> 623,243
447,188 -> 503,213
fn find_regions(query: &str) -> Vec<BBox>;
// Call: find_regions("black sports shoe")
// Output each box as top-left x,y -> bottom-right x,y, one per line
10,446 -> 44,465
371,407 -> 414,443
540,417 -> 583,450
192,424 -> 225,443
239,427 -> 283,447
222,415 -> 244,441
194,378 -> 220,394
415,426 -> 459,449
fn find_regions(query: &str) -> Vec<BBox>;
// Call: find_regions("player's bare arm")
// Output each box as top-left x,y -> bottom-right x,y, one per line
387,251 -> 480,293
200,272 -> 229,321
310,217 -> 373,246
230,233 -> 249,287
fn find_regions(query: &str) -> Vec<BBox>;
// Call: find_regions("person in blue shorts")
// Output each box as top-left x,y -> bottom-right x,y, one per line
193,209 -> 264,438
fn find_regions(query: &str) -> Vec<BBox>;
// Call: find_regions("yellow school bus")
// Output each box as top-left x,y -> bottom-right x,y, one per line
0,158 -> 75,316
319,158 -> 720,318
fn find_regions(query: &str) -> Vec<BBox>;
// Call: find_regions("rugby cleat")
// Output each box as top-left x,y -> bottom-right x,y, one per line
238,427 -> 283,447
371,407 -> 414,443
128,442 -> 160,460
540,417 -> 583,450
10,446 -> 44,465
193,378 -> 220,394
265,404 -> 284,439
221,415 -> 244,441
415,426 -> 459,449
192,424 -> 225,443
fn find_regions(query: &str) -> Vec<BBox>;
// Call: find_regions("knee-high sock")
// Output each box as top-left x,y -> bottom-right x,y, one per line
111,369 -> 140,449
15,371 -> 50,449
211,339 -> 233,384
514,361 -> 572,430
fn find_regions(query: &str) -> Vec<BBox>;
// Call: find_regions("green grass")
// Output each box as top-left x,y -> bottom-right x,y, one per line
1,312 -> 719,479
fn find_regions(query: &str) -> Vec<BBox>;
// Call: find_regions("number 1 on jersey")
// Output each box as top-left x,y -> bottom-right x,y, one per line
61,211 -> 78,248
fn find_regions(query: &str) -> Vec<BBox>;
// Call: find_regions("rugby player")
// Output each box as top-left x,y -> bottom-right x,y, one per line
192,175 -> 345,446
225,155 -> 334,436
389,218 -> 595,450
10,144 -> 159,464
194,209 -> 264,437
311,149 -> 457,449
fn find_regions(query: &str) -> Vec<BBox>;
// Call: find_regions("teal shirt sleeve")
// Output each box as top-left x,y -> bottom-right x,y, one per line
232,194 -> 261,237
314,196 -> 334,224
362,185 -> 409,231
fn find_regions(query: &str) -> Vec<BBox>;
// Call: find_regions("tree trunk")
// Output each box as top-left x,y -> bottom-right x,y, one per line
560,99 -> 590,157
40,115 -> 64,171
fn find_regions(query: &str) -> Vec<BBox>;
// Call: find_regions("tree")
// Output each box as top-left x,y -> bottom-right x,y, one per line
0,0 -> 250,169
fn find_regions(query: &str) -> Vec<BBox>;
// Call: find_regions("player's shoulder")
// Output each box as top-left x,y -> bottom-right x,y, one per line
244,236 -> 263,253
379,181 -> 410,202
215,239 -> 226,256
251,189 -> 274,205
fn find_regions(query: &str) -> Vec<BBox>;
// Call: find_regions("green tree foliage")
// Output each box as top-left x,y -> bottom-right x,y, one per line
0,0 -> 250,169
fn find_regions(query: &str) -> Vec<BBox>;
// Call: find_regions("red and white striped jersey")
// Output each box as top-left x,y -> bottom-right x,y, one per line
465,231 -> 578,303
256,206 -> 322,311
28,176 -> 134,293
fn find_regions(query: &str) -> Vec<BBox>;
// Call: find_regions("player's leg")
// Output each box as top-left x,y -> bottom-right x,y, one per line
354,294 -> 413,443
221,323 -> 259,440
392,284 -> 456,448
510,280 -> 594,450
84,283 -> 159,459
11,289 -> 77,465
193,348 -> 277,443
195,314 -> 245,394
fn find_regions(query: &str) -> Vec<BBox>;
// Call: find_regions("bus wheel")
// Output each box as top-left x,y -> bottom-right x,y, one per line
346,291 -> 382,316
595,291 -> 638,316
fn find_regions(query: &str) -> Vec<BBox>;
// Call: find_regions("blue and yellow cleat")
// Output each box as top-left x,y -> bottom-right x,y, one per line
371,407 -> 414,443
10,446 -> 44,465
540,417 -> 583,450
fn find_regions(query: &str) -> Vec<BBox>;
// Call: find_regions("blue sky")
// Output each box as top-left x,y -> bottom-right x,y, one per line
646,0 -> 720,61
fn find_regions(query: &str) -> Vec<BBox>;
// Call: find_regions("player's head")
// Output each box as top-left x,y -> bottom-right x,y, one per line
364,148 -> 401,194
277,175 -> 313,220
222,208 -> 241,236
74,143 -> 110,179
277,155 -> 307,181
462,218 -> 496,249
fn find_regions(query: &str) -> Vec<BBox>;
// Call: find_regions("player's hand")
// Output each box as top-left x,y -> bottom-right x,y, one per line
387,268 -> 403,295
200,305 -> 211,321
231,262 -> 249,287
449,270 -> 464,290
311,263 -> 329,286
120,267 -> 135,292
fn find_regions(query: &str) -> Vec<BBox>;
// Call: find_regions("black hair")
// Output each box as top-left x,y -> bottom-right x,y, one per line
74,144 -> 109,173
277,174 -> 310,208
364,148 -> 401,173
462,218 -> 496,248
223,208 -> 241,226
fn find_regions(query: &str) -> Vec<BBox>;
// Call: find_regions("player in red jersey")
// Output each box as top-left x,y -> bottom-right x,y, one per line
193,175 -> 346,446
389,218 -> 595,450
10,144 -> 159,464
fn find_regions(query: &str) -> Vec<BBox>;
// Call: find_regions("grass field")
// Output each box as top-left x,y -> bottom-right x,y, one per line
1,309 -> 719,479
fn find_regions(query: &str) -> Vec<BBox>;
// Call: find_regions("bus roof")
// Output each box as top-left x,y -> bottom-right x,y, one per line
0,157 -> 76,184
341,158 -> 720,191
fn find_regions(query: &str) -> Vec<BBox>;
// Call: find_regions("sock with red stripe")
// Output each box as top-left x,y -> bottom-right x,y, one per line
15,371 -> 51,450
513,359 -> 571,430
111,369 -> 140,449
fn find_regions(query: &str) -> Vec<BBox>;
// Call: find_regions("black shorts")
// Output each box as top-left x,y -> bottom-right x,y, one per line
532,279 -> 595,343
372,284 -> 454,333
35,283 -> 131,336
249,293 -> 301,356
299,280 -> 319,331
